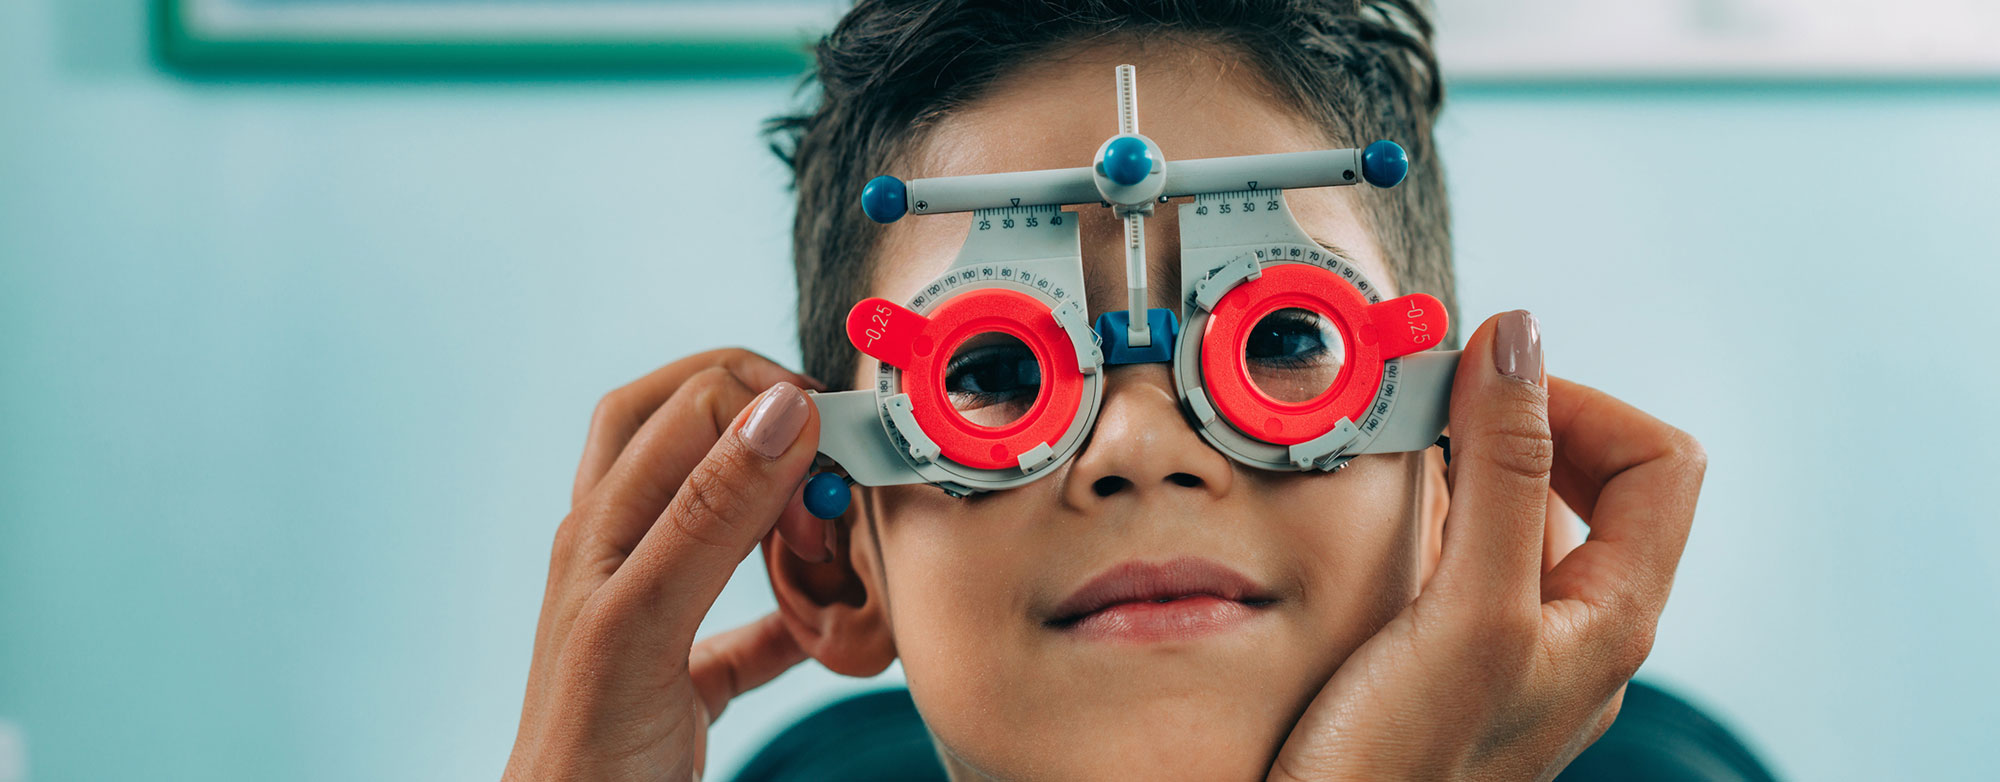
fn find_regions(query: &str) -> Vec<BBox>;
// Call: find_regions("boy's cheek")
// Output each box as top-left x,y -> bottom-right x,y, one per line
868,448 -> 1423,779
896,603 -> 1337,780
881,538 -> 1414,779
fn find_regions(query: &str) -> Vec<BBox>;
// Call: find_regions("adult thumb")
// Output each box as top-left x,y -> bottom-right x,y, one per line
1432,310 -> 1551,606
604,381 -> 821,651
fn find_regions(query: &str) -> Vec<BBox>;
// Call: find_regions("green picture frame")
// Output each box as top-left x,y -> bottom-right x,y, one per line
158,0 -> 829,73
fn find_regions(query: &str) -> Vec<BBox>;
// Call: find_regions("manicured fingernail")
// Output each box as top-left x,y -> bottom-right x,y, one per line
1493,310 -> 1543,384
742,381 -> 810,459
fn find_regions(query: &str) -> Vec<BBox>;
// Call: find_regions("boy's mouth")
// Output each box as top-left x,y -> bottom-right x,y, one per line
1043,557 -> 1279,643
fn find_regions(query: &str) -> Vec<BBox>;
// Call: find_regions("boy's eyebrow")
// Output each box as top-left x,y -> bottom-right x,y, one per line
1305,235 -> 1367,268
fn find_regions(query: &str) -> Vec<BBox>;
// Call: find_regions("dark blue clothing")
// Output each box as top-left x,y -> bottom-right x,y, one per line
734,681 -> 1775,781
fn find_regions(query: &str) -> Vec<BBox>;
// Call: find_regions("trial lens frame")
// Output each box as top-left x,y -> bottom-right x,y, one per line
802,65 -> 1460,520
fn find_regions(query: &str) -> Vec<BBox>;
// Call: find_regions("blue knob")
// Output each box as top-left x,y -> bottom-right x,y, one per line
1361,140 -> 1408,188
803,471 -> 852,520
1100,136 -> 1153,186
860,176 -> 907,223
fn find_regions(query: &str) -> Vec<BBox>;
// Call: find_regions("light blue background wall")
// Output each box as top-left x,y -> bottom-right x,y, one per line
3,2 -> 1996,781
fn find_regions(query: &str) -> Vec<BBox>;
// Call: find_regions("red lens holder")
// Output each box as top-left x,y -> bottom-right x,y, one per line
847,290 -> 1087,471
1198,263 -> 1446,445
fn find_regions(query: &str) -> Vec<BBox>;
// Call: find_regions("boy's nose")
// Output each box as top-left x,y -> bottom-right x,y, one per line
1061,364 -> 1234,509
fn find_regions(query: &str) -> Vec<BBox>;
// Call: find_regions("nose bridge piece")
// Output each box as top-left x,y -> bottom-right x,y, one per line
1093,308 -> 1179,367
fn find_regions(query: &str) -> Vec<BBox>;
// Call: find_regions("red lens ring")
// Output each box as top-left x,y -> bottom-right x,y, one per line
901,289 -> 1086,471
1199,263 -> 1383,445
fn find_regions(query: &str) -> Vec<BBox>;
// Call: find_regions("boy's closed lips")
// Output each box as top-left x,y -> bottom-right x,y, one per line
1042,557 -> 1280,644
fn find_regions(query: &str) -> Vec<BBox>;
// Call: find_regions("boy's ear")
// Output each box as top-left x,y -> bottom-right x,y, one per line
762,490 -> 897,677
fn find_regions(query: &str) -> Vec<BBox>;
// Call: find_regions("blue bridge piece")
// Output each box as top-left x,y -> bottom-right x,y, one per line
1094,308 -> 1180,366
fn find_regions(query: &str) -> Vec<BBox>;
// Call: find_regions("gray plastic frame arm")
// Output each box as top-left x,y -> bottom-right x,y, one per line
906,148 -> 1369,216
1352,349 -> 1459,455
810,389 -> 924,487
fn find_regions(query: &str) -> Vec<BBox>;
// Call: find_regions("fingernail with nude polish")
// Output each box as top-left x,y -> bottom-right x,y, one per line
742,382 -> 810,459
1494,310 -> 1543,385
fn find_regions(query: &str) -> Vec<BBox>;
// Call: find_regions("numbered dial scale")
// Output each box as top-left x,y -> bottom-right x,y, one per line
801,65 -> 1461,518
840,205 -> 1105,496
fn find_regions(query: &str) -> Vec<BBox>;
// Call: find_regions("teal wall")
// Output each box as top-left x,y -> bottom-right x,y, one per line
3,2 -> 1996,780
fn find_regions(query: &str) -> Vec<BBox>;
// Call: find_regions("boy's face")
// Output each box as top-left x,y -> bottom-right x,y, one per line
780,44 -> 1448,780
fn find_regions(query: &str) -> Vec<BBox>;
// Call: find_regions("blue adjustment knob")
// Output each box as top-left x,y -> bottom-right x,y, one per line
1361,140 -> 1409,188
1100,136 -> 1154,186
803,471 -> 852,520
860,176 -> 907,223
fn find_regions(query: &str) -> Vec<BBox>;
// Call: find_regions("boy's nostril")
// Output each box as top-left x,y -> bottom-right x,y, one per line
1091,476 -> 1131,497
1090,474 -> 1202,496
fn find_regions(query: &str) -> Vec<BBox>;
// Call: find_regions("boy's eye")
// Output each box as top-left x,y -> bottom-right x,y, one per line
944,334 -> 1042,427
1244,307 -> 1345,403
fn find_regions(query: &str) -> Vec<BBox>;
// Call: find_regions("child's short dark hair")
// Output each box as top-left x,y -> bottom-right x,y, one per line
768,0 -> 1454,390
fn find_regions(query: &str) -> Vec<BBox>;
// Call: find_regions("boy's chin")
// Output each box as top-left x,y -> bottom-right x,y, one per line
925,665 -> 1312,781
907,604 -> 1350,779
940,694 -> 1295,781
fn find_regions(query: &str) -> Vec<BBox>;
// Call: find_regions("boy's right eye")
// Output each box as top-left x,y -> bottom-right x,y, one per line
944,334 -> 1042,427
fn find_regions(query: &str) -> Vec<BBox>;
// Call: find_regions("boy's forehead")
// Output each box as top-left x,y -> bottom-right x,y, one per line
915,44 -> 1329,176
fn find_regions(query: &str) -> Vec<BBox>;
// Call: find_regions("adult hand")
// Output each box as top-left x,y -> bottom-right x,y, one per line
1270,311 -> 1708,781
504,349 -> 831,782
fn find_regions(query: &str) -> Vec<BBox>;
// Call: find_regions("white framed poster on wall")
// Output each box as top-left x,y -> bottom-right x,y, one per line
160,0 -> 2000,78
160,0 -> 844,71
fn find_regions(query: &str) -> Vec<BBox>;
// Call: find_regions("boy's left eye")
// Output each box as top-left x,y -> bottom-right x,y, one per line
944,334 -> 1042,426
1245,308 -> 1339,366
1243,307 -> 1346,402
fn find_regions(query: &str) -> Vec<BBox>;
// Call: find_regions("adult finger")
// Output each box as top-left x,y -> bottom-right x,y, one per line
572,348 -> 820,506
602,381 -> 822,650
572,367 -> 762,559
689,612 -> 810,725
574,367 -> 828,564
1432,310 -> 1552,610
523,365 -> 776,758
534,370 -> 770,713
1540,376 -> 1706,618
548,374 -> 825,679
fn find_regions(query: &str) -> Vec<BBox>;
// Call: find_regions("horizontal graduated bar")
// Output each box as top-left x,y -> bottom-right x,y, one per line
905,148 -> 1366,216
